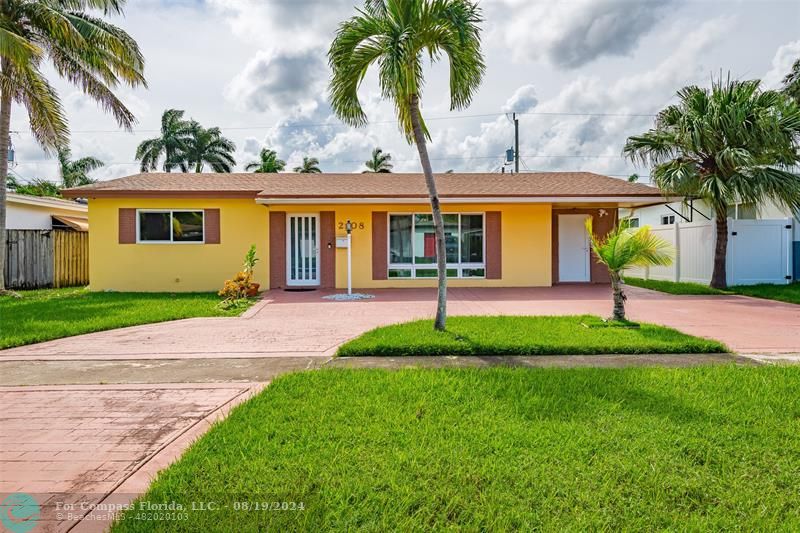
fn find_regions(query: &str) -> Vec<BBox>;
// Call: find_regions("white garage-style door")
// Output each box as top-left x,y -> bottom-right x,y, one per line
558,214 -> 591,282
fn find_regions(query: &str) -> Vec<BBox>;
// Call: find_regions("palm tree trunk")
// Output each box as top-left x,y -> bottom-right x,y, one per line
711,205 -> 729,289
409,95 -> 447,331
0,58 -> 12,292
610,271 -> 626,321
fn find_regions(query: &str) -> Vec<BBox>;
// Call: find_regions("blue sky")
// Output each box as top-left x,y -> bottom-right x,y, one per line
8,0 -> 800,183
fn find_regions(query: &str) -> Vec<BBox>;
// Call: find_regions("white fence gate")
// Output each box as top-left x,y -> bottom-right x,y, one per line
626,218 -> 793,286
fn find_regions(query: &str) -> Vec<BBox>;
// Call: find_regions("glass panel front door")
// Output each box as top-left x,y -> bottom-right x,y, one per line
286,214 -> 320,286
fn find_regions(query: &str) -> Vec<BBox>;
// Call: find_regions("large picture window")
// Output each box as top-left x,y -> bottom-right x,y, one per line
137,210 -> 204,243
388,213 -> 484,278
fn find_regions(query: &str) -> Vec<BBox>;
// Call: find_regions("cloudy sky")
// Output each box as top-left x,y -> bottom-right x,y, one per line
8,0 -> 800,185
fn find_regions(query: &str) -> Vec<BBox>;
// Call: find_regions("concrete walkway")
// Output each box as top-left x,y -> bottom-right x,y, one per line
1,285 -> 798,361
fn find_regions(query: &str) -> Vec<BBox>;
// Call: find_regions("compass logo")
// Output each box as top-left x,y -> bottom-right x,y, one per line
0,493 -> 40,533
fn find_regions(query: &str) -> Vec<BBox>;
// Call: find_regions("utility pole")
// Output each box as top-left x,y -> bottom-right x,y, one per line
513,112 -> 519,173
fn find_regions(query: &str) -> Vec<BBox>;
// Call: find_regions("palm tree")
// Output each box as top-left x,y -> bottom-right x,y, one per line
58,147 -> 103,188
184,122 -> 236,173
1,0 -> 146,292
624,76 -> 800,288
294,156 -> 322,173
329,0 -> 485,330
245,148 -> 286,173
586,218 -> 674,321
135,109 -> 193,172
784,58 -> 800,104
363,147 -> 393,173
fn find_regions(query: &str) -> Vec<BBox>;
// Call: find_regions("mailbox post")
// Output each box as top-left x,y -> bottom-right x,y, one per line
345,220 -> 353,295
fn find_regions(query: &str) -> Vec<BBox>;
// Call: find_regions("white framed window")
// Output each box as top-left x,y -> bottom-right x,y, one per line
136,209 -> 204,243
627,217 -> 640,228
660,215 -> 675,225
388,213 -> 485,279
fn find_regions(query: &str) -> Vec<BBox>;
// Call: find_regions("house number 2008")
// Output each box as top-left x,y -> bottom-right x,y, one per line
338,221 -> 365,230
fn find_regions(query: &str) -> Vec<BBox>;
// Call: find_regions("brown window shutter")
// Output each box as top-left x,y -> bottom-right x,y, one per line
372,211 -> 388,280
486,211 -> 502,279
205,209 -> 220,244
119,208 -> 136,244
320,211 -> 336,288
269,211 -> 287,289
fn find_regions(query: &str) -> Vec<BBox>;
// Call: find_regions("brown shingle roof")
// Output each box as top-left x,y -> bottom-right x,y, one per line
62,172 -> 662,199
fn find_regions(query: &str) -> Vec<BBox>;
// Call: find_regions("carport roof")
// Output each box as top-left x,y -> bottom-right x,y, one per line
63,172 -> 666,204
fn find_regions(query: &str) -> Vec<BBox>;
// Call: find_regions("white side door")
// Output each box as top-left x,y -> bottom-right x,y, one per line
558,214 -> 591,282
286,214 -> 320,286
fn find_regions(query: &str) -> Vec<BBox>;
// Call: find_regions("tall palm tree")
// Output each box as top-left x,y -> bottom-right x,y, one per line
294,156 -> 322,173
363,147 -> 393,173
329,0 -> 485,330
1,0 -> 146,292
135,109 -> 193,172
784,58 -> 800,104
245,148 -> 285,173
586,218 -> 673,321
624,76 -> 800,288
184,122 -> 236,173
58,147 -> 103,188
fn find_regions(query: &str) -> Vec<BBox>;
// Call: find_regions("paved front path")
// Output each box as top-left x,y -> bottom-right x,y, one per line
2,285 -> 798,361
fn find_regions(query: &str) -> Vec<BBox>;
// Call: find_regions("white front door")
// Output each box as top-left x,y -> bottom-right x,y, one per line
558,214 -> 591,282
286,214 -> 320,286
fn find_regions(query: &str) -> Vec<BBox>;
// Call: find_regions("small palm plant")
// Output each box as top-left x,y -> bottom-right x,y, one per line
586,218 -> 674,321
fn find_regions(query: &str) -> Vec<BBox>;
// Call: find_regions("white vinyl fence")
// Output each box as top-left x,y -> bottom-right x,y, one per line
626,218 -> 794,286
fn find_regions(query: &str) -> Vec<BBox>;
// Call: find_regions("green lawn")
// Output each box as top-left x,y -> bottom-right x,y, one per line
336,315 -> 726,356
112,367 -> 800,531
0,287 -> 254,349
625,276 -> 800,305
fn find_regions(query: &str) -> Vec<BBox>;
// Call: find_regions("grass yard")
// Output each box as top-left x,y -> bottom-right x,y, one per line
336,315 -> 726,356
624,276 -> 800,305
0,287 -> 255,349
112,367 -> 800,531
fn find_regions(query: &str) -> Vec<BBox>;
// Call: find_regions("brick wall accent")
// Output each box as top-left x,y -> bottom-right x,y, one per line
269,211 -> 286,289
320,211 -> 336,288
118,208 -> 136,244
372,211 -> 388,280
204,209 -> 220,244
552,208 -> 618,284
485,211 -> 502,279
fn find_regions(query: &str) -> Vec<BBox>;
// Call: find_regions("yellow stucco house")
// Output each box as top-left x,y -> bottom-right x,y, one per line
62,172 -> 666,292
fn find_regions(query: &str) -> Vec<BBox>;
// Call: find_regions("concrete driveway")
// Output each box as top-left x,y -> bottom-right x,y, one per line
2,285 -> 798,362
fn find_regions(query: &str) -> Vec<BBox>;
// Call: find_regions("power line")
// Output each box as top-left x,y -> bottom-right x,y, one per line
10,109 -> 657,136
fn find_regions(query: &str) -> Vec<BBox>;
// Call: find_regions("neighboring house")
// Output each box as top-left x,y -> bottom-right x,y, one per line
62,172 -> 668,292
622,198 -> 797,231
6,192 -> 89,232
622,199 -> 799,283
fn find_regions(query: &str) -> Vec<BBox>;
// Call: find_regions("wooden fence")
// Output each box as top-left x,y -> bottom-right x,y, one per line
4,229 -> 89,289
53,230 -> 89,287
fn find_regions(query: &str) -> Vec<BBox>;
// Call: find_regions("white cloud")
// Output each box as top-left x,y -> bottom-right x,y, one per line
498,0 -> 677,68
225,49 -> 328,115
762,40 -> 800,90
